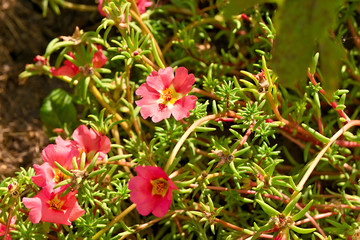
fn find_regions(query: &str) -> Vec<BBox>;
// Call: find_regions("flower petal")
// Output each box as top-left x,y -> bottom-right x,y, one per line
68,201 -> 86,222
51,64 -> 78,78
72,125 -> 97,151
159,67 -> 174,89
137,103 -> 158,120
42,144 -> 77,169
151,195 -> 172,217
171,95 -> 198,121
23,197 -> 42,223
146,67 -> 174,91
138,103 -> 172,123
172,67 -> 195,95
135,196 -> 159,216
135,166 -> 169,180
92,45 -> 107,68
135,82 -> 161,108
152,105 -> 172,123
40,208 -> 71,225
31,163 -> 55,188
129,176 -> 153,196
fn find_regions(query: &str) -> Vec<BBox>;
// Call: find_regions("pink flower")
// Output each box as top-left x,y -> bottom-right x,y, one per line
51,45 -> 107,78
136,0 -> 153,14
32,144 -> 79,188
70,125 -> 111,162
56,125 -> 111,165
98,0 -> 152,17
128,166 -> 178,217
22,185 -> 85,225
135,67 -> 197,122
32,125 -> 110,188
0,211 -> 16,240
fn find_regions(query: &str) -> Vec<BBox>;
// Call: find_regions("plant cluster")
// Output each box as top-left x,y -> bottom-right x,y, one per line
2,0 -> 360,239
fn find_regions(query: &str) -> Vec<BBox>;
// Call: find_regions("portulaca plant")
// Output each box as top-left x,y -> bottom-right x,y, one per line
2,0 -> 360,239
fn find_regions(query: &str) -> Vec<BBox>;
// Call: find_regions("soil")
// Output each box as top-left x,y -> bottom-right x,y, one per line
0,0 -> 98,178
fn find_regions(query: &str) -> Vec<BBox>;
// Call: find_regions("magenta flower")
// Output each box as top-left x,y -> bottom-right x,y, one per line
135,67 -> 197,122
128,166 -> 178,217
51,45 -> 107,78
22,185 -> 85,225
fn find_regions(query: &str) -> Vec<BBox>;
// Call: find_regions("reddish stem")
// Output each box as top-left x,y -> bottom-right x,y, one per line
308,71 -> 350,123
295,212 -> 337,226
214,218 -> 273,238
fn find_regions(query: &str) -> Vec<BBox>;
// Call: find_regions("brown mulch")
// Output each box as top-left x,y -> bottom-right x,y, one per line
0,0 -> 98,178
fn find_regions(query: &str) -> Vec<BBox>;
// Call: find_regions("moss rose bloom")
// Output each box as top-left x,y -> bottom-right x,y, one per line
22,185 -> 85,225
135,67 -> 197,122
32,143 -> 79,188
128,166 -> 178,217
56,125 -> 111,163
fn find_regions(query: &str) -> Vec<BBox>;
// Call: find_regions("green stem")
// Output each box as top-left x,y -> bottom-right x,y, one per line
164,112 -> 226,174
163,18 -> 220,54
57,0 -> 98,11
296,120 -> 360,191
287,120 -> 360,214
88,80 -> 135,138
92,203 -> 136,240
129,9 -> 166,65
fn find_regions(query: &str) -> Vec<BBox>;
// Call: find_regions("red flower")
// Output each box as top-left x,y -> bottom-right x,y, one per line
51,45 -> 107,78
135,67 -> 197,122
22,185 -> 85,225
128,166 -> 178,217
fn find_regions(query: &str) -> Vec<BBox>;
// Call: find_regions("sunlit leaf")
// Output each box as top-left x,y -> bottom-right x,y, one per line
271,0 -> 342,90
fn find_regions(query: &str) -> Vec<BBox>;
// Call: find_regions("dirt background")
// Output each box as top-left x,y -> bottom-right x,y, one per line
0,0 -> 99,178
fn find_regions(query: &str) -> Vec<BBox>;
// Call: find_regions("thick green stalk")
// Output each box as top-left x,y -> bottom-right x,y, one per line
164,112 -> 226,174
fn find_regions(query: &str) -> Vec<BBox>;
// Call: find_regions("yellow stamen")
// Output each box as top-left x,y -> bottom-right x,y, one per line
48,195 -> 64,210
151,178 -> 169,197
160,88 -> 173,102
54,169 -> 70,183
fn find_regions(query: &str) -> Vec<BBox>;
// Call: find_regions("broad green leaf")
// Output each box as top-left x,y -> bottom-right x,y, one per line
318,37 -> 345,94
223,0 -> 282,19
271,0 -> 342,90
40,88 -> 77,135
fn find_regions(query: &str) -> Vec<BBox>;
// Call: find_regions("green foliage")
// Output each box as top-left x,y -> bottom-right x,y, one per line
39,88 -> 77,136
271,0 -> 343,92
8,0 -> 360,239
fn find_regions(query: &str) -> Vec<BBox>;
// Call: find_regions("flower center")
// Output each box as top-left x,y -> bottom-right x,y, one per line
54,169 -> 70,183
151,178 -> 169,197
160,86 -> 179,106
161,88 -> 173,102
48,195 -> 64,210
